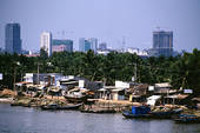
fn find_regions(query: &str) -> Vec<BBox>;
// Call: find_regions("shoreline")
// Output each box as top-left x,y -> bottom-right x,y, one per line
0,98 -> 14,103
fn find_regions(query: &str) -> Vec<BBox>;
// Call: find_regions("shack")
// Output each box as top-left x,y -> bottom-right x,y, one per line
164,94 -> 189,105
192,97 -> 200,108
126,84 -> 148,102
154,83 -> 176,94
97,86 -> 125,100
111,88 -> 125,100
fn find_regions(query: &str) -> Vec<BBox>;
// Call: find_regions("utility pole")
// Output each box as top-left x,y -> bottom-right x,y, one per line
37,62 -> 40,85
133,63 -> 137,83
13,62 -> 20,96
134,63 -> 137,83
13,65 -> 16,92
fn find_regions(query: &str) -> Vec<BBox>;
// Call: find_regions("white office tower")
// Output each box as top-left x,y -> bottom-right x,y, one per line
40,32 -> 52,56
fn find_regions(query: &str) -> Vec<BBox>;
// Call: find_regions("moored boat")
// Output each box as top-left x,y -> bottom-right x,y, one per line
41,103 -> 82,110
175,114 -> 200,123
122,111 -> 151,118
122,106 -> 151,119
122,106 -> 182,119
150,108 -> 182,119
64,94 -> 87,103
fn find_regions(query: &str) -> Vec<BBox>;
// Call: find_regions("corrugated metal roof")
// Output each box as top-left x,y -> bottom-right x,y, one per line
155,82 -> 172,88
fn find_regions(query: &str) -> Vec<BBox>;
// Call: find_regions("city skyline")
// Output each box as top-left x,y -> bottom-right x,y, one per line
0,0 -> 200,52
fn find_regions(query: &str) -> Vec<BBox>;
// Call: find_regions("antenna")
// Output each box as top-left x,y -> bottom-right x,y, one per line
122,36 -> 126,52
62,30 -> 65,39
156,26 -> 161,31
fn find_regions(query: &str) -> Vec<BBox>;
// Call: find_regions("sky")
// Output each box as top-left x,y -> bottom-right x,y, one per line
0,0 -> 200,52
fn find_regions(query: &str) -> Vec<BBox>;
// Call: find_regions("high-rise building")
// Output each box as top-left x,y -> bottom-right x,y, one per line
153,31 -> 173,57
52,39 -> 73,53
99,43 -> 107,51
88,38 -> 98,53
79,38 -> 98,52
40,32 -> 52,56
5,23 -> 22,54
79,38 -> 85,52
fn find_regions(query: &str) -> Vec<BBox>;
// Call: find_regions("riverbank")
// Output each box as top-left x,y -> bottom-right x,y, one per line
1,89 -> 200,116
0,98 -> 13,103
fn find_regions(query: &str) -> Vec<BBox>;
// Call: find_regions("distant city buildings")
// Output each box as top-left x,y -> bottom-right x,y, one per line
5,23 -> 22,54
79,38 -> 98,52
126,48 -> 148,56
40,32 -> 52,56
98,43 -> 107,51
2,24 -> 178,57
52,39 -> 73,53
151,30 -> 173,57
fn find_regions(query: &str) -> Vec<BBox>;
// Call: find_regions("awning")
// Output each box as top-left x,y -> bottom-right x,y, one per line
112,88 -> 125,92
155,83 -> 172,88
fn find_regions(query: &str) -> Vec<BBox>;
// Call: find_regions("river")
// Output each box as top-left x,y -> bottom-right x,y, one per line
0,104 -> 200,133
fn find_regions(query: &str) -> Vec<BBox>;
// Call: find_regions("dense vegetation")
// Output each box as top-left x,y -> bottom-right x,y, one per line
0,49 -> 200,93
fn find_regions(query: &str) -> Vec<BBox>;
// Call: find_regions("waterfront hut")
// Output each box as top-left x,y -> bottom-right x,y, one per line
154,83 -> 177,94
192,97 -> 200,108
111,88 -> 125,100
126,84 -> 148,102
97,86 -> 126,100
98,86 -> 113,100
164,94 -> 189,105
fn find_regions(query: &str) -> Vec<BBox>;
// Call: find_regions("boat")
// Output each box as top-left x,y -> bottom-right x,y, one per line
64,94 -> 87,103
122,106 -> 151,119
122,106 -> 182,119
151,108 -> 183,119
81,109 -> 116,113
122,111 -> 151,118
41,103 -> 82,110
175,114 -> 200,123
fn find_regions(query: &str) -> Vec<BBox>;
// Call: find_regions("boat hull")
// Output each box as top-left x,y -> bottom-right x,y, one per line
122,111 -> 181,119
174,114 -> 200,124
122,111 -> 151,119
41,103 -> 82,110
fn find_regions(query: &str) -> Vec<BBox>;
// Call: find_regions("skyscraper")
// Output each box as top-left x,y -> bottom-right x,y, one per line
40,32 -> 52,56
5,23 -> 22,54
79,38 -> 98,52
153,31 -> 173,57
79,38 -> 85,52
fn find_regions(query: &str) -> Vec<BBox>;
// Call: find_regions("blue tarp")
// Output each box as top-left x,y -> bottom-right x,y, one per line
132,106 -> 151,114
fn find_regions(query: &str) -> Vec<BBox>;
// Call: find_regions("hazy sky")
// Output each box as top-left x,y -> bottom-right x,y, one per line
0,0 -> 200,52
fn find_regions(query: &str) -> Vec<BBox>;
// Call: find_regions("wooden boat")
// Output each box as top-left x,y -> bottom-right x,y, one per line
122,106 -> 182,119
122,106 -> 151,119
150,108 -> 183,119
64,94 -> 87,103
175,114 -> 200,123
122,111 -> 151,118
41,103 -> 82,110
81,109 -> 116,113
